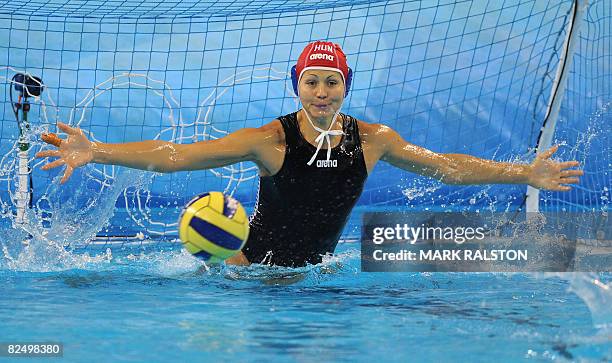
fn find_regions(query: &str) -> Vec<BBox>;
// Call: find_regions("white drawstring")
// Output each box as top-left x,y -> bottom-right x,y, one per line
302,109 -> 344,166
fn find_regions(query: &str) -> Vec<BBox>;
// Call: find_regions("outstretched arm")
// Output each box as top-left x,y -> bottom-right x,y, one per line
36,122 -> 274,183
377,126 -> 582,191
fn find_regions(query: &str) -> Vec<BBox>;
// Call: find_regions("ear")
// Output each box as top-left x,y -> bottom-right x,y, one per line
291,65 -> 299,96
345,68 -> 353,97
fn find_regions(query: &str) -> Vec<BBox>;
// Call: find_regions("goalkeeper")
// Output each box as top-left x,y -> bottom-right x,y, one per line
37,41 -> 583,267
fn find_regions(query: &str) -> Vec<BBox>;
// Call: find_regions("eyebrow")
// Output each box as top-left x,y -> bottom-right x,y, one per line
303,74 -> 340,79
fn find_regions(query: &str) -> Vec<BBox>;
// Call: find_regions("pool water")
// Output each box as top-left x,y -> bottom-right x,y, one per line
1,241 -> 610,362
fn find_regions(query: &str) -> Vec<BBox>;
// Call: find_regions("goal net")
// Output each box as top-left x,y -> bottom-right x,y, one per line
0,0 -> 608,247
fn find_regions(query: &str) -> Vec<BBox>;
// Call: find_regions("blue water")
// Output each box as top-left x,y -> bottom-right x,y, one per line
2,241 -> 610,362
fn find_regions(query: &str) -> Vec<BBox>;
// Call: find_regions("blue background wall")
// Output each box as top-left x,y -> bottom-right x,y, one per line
0,0 -> 608,237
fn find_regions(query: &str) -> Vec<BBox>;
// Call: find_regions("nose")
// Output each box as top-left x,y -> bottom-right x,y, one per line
314,83 -> 328,98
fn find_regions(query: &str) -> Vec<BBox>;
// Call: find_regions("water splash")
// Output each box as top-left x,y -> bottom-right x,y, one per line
218,248 -> 361,286
548,100 -> 612,212
1,230 -> 113,272
0,167 -> 150,271
554,273 -> 612,330
402,183 -> 441,201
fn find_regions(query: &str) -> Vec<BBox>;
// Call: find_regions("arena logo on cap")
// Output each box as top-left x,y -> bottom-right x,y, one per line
309,53 -> 334,61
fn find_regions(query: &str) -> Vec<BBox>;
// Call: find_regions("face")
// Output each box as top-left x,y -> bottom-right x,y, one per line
298,70 -> 345,121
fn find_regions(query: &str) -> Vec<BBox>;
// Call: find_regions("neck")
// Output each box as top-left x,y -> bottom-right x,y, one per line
300,109 -> 338,131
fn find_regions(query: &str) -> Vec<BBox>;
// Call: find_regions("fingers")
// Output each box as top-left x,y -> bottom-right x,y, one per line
41,123 -> 79,147
57,122 -> 79,136
41,133 -> 62,147
559,177 -> 580,184
35,150 -> 60,158
38,155 -> 74,184
543,183 -> 571,192
552,185 -> 572,192
559,161 -> 580,169
38,127 -> 76,184
41,159 -> 65,171
545,175 -> 580,191
560,169 -> 583,177
539,145 -> 559,159
60,166 -> 74,184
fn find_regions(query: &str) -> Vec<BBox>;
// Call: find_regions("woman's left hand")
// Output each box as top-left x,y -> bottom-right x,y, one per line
528,145 -> 583,191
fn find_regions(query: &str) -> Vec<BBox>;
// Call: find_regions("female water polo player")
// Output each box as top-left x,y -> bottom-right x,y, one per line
37,41 -> 583,267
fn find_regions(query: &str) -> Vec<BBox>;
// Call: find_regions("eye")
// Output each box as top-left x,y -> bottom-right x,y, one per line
328,80 -> 339,86
305,80 -> 316,86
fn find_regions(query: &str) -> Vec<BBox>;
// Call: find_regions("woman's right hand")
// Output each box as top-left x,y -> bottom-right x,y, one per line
36,122 -> 94,184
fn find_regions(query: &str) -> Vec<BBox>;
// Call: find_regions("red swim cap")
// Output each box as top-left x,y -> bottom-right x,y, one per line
295,41 -> 350,84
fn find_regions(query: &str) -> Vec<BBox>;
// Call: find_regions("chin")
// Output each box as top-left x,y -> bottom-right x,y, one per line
310,107 -> 336,117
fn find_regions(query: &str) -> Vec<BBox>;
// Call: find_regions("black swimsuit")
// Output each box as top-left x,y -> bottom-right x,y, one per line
242,111 -> 368,267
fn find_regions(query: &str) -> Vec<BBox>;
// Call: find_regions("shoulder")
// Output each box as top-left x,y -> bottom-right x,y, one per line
238,119 -> 285,158
249,119 -> 286,175
233,119 -> 283,144
350,119 -> 401,169
355,120 -> 407,162
355,120 -> 399,144
258,119 -> 283,135
256,119 -> 284,144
